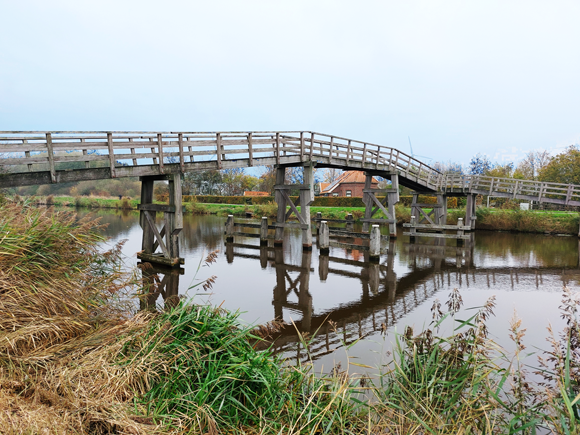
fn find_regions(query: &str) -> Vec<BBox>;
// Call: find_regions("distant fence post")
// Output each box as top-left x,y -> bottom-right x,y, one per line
457,217 -> 464,247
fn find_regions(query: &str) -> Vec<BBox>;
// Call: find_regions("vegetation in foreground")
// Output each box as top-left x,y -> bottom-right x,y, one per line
2,200 -> 580,433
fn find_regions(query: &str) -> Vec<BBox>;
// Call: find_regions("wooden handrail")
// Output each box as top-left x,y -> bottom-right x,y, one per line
1,130 -> 579,206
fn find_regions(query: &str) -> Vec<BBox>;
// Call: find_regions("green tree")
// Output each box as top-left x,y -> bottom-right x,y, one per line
539,145 -> 580,185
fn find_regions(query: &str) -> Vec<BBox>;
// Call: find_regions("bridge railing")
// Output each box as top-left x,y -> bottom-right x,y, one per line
444,173 -> 580,206
0,131 -> 443,191
308,132 -> 442,190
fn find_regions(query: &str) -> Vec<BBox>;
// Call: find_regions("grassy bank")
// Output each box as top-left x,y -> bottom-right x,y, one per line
3,199 -> 580,433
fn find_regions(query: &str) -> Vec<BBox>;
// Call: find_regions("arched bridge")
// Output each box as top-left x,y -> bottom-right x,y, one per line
1,131 -> 579,266
1,130 -> 578,207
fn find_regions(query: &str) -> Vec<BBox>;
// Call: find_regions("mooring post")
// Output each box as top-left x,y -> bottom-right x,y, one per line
409,215 -> 416,243
369,225 -> 381,261
319,221 -> 329,253
225,215 -> 234,241
457,217 -> 464,247
274,166 -> 285,246
346,213 -> 354,232
301,163 -> 314,250
315,211 -> 322,235
260,217 -> 268,246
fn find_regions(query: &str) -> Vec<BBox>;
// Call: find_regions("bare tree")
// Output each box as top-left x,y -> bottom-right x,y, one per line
516,150 -> 552,180
322,168 -> 342,183
433,160 -> 464,174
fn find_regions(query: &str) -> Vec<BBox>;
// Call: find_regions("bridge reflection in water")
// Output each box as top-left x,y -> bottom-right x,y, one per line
139,234 -> 580,364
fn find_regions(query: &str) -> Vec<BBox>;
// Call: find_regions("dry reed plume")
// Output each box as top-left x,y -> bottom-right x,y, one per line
0,201 -> 170,434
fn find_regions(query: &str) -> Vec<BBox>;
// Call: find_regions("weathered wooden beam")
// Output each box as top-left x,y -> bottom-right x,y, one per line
138,204 -> 177,212
45,133 -> 56,183
137,252 -> 184,267
403,231 -> 471,240
403,223 -> 471,230
144,210 -> 170,258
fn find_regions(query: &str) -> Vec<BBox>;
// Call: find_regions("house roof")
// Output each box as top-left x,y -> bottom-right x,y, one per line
243,191 -> 269,196
321,171 -> 379,194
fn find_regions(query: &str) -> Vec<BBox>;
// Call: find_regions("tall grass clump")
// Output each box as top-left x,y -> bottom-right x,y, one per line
0,201 -> 162,434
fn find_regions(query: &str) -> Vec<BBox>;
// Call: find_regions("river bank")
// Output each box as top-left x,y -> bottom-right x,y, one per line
2,199 -> 580,433
28,194 -> 580,235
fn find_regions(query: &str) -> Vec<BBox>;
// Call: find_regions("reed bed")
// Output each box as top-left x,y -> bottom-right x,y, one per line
2,200 -> 580,434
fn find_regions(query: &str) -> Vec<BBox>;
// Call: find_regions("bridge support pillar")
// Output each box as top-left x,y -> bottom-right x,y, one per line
273,163 -> 314,250
465,194 -> 476,230
410,192 -> 447,227
362,172 -> 399,237
137,174 -> 184,267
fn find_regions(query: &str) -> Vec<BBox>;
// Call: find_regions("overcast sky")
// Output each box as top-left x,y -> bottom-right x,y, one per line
1,1 -> 579,166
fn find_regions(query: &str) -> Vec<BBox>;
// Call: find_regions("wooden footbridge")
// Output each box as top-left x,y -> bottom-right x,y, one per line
2,131 -> 579,266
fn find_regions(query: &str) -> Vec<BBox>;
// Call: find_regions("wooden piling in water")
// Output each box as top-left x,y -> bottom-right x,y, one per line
225,215 -> 234,241
319,221 -> 329,254
369,225 -> 381,261
260,217 -> 268,246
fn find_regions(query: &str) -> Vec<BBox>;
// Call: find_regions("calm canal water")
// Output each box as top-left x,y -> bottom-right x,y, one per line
83,209 -> 580,374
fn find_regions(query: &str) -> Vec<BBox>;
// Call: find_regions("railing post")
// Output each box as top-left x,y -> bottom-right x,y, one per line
45,133 -> 56,183
260,217 -> 268,246
178,133 -> 184,172
319,221 -> 329,253
216,133 -> 222,169
275,132 -> 281,165
225,215 -> 234,241
157,133 -> 164,174
369,225 -> 381,261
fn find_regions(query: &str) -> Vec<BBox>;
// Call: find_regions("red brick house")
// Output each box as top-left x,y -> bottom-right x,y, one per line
320,171 -> 379,197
